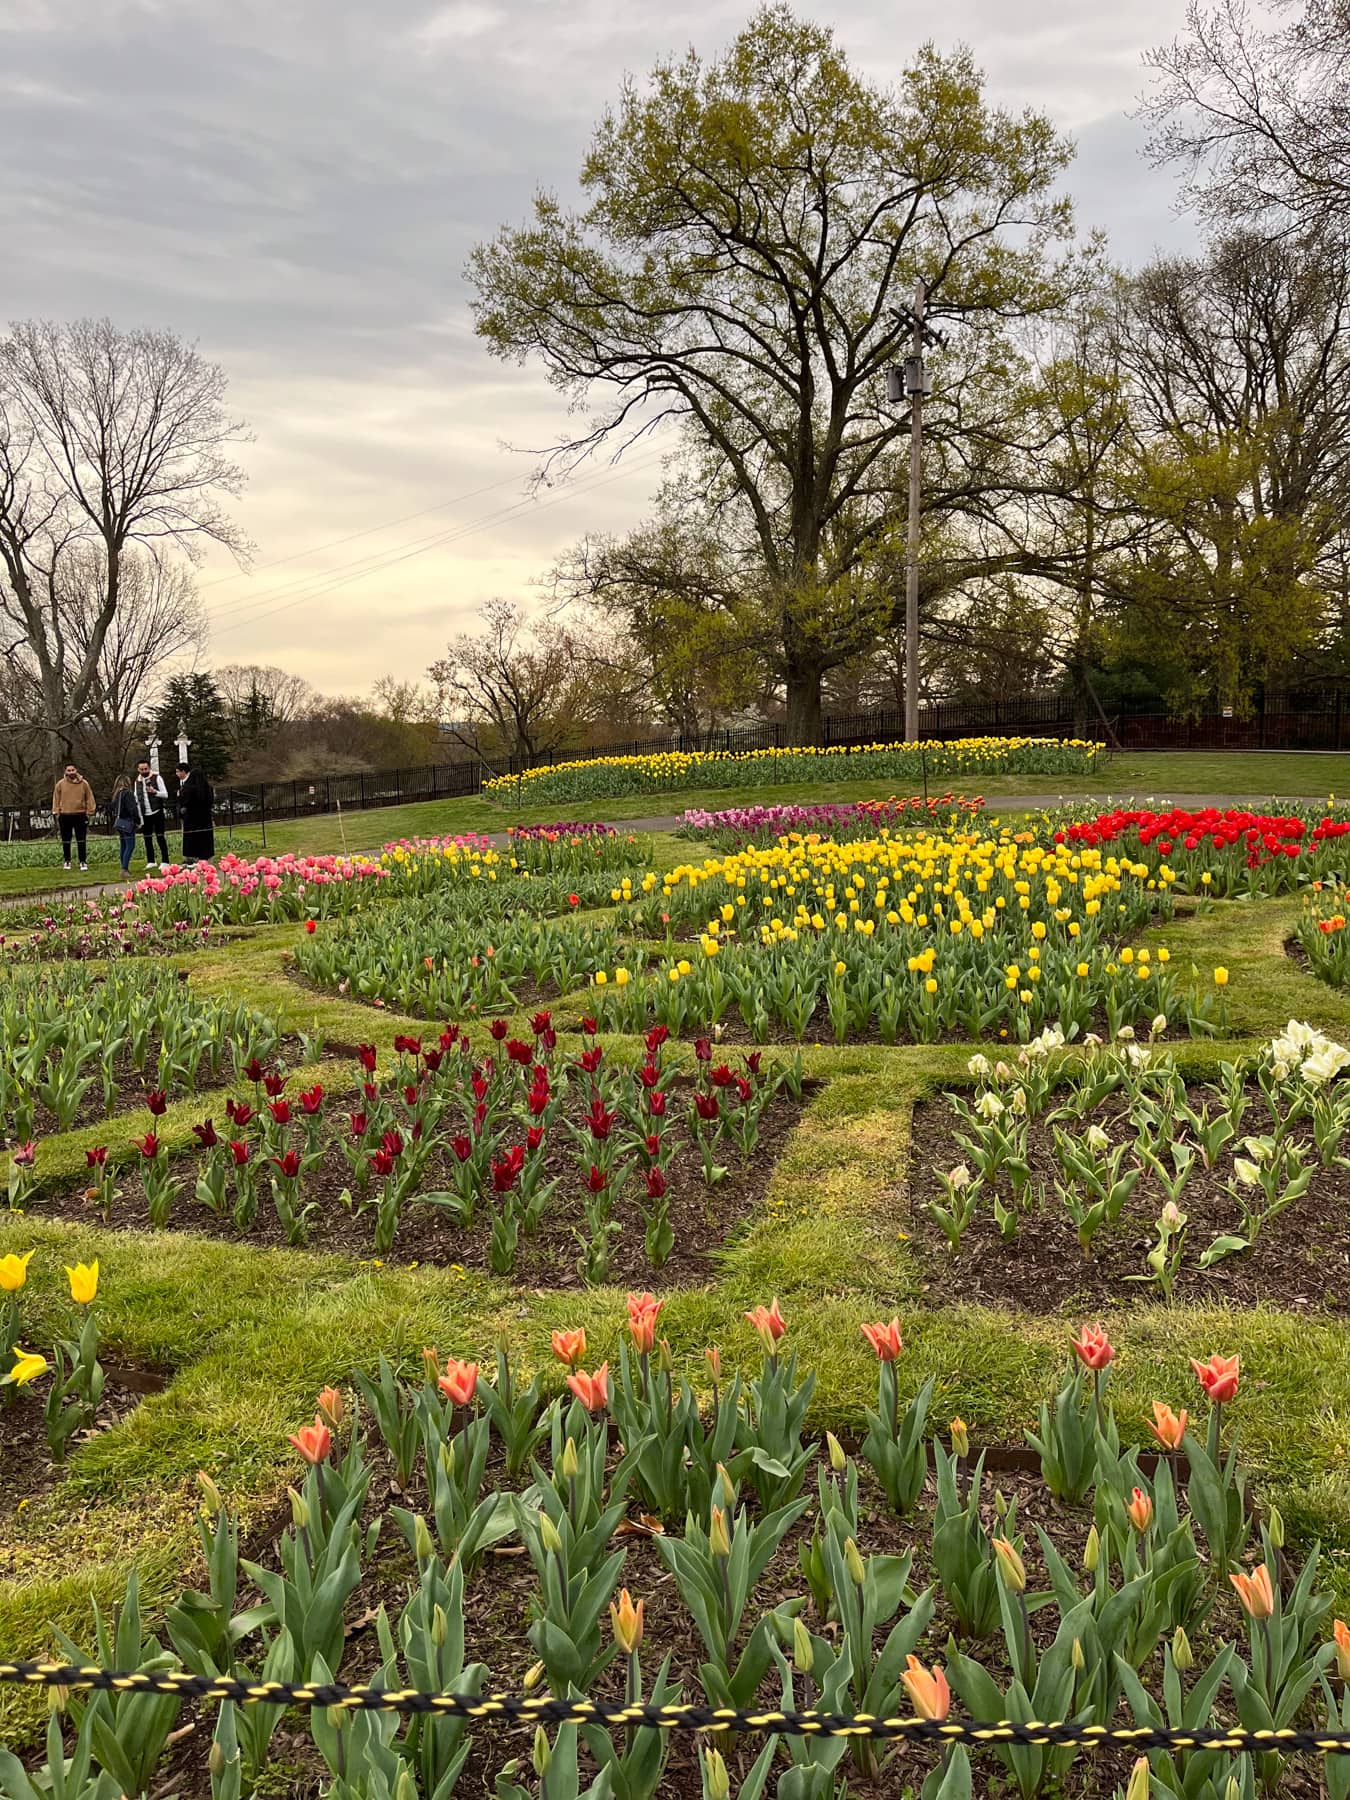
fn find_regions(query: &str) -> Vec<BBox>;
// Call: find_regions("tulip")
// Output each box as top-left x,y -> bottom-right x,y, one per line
192,1120 -> 219,1149
708,1506 -> 731,1558
1127,1487 -> 1153,1533
317,1386 -> 345,1429
1084,1525 -> 1101,1573
551,1327 -> 587,1369
66,1261 -> 99,1306
860,1317 -> 903,1362
626,1291 -> 664,1356
901,1655 -> 951,1722
11,1141 -> 35,1168
1143,1400 -> 1186,1452
744,1298 -> 787,1352
950,1417 -> 970,1458
992,1536 -> 1027,1593
135,1132 -> 160,1159
1126,1756 -> 1150,1800
566,1362 -> 610,1412
1191,1353 -> 1240,1405
610,1588 -> 644,1655
826,1431 -> 846,1472
0,1250 -> 34,1293
793,1615 -> 814,1675
7,1347 -> 48,1386
437,1359 -> 479,1407
1230,1563 -> 1275,1620
271,1150 -> 301,1180
1214,966 -> 1229,986
85,1146 -> 108,1168
1333,1618 -> 1350,1680
229,1140 -> 251,1166
288,1417 -> 332,1464
144,1089 -> 168,1116
1070,1322 -> 1115,1370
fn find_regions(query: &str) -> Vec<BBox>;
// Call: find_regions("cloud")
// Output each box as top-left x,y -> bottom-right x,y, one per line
2,0 -> 1200,691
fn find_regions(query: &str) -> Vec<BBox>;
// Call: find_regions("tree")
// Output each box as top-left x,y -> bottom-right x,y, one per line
0,319 -> 249,754
1143,0 -> 1350,238
428,599 -> 594,766
214,663 -> 314,761
470,6 -> 1076,740
154,672 -> 231,779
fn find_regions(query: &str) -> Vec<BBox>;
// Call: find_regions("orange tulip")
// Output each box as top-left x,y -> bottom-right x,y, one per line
745,1298 -> 786,1349
610,1588 -> 644,1654
860,1318 -> 903,1362
566,1362 -> 610,1412
1333,1619 -> 1350,1680
1070,1322 -> 1115,1371
1147,1401 -> 1187,1451
627,1291 -> 664,1355
1191,1353 -> 1240,1405
901,1655 -> 950,1722
316,1386 -> 345,1429
437,1358 -> 479,1407
288,1418 -> 332,1464
551,1328 -> 587,1369
1127,1488 -> 1153,1533
1230,1563 -> 1275,1620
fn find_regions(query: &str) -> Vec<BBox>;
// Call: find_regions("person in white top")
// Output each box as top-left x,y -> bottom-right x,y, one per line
133,759 -> 170,868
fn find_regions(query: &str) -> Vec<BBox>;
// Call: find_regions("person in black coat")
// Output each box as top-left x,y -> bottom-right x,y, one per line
176,761 -> 216,865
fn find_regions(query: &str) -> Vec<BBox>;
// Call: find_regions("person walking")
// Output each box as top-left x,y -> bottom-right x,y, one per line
176,760 -> 215,865
110,775 -> 140,877
133,758 -> 170,868
51,762 -> 96,871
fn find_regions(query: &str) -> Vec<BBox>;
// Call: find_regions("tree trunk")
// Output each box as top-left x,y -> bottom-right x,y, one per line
784,663 -> 824,745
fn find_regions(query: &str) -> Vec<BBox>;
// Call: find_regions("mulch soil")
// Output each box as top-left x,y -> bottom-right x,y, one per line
124,1432 -> 1319,1800
32,1084 -> 811,1288
908,1081 -> 1350,1315
0,1363 -> 167,1523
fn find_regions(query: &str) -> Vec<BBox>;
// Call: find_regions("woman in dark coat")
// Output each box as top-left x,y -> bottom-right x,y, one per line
176,761 -> 216,865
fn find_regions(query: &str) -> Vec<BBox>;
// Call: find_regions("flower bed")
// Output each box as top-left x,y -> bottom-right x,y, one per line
504,822 -> 637,875
37,1023 -> 806,1283
1056,806 -> 1350,896
3,1300 -> 1339,1800
132,851 -> 392,925
0,965 -> 284,1154
1295,886 -> 1350,986
909,1022 -> 1350,1311
679,794 -> 984,849
0,895 -> 218,963
484,735 -> 1102,805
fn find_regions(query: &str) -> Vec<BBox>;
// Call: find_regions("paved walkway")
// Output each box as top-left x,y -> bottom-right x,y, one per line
3,790 -> 1334,910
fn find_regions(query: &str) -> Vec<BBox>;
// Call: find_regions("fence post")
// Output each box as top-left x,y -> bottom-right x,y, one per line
259,787 -> 267,851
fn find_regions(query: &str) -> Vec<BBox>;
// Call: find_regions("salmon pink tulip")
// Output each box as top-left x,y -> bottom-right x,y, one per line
1148,1401 -> 1188,1451
551,1328 -> 587,1369
1191,1353 -> 1240,1404
861,1318 -> 903,1362
1070,1323 -> 1115,1371
437,1358 -> 479,1407
1230,1563 -> 1275,1620
289,1417 -> 332,1464
566,1362 -> 610,1412
900,1655 -> 951,1722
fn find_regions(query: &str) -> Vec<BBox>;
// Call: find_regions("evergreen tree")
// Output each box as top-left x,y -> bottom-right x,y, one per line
153,672 -> 231,779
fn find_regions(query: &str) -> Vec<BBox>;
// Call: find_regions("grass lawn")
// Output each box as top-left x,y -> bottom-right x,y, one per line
5,777 -> 1350,1774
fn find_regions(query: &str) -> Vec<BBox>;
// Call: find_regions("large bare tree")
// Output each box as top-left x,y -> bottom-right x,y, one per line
428,598 -> 594,767
0,318 -> 249,754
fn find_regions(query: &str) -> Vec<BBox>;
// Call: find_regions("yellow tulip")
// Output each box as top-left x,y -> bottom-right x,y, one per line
0,1250 -> 34,1293
8,1347 -> 48,1387
66,1260 -> 99,1306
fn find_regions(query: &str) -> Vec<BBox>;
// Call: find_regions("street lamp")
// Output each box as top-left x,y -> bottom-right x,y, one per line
887,282 -> 943,744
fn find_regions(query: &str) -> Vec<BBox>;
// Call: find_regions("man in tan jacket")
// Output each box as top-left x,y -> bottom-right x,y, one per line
52,762 -> 96,871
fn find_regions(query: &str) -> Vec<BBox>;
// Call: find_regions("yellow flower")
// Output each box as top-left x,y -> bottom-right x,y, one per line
0,1250 -> 34,1293
66,1260 -> 99,1305
833,960 -> 847,976
1075,962 -> 1090,979
594,970 -> 608,986
924,978 -> 938,995
1214,967 -> 1229,987
614,967 -> 630,987
7,1348 -> 48,1387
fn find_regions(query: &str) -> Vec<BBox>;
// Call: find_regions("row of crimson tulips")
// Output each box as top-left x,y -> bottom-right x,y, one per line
1056,805 -> 1350,896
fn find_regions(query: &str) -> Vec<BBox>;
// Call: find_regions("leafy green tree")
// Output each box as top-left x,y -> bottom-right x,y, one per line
471,5 -> 1076,740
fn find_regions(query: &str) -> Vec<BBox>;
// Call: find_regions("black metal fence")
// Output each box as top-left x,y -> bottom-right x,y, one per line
7,690 -> 1350,842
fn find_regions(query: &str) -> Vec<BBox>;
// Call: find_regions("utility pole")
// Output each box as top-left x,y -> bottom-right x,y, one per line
887,281 -> 940,743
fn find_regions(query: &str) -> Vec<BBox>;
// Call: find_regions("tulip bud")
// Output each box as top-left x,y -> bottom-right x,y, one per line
844,1537 -> 866,1588
197,1470 -> 225,1516
1172,1627 -> 1193,1672
704,1346 -> 722,1382
533,1726 -> 551,1779
524,1660 -> 546,1692
1084,1525 -> 1100,1573
47,1685 -> 69,1715
1071,1635 -> 1085,1673
993,1488 -> 1008,1519
561,1437 -> 580,1481
1225,1781 -> 1240,1800
1269,1507 -> 1284,1550
709,1506 -> 731,1558
288,1486 -> 310,1530
717,1463 -> 736,1509
539,1510 -> 563,1556
395,1771 -> 417,1800
421,1345 -> 439,1382
611,1588 -> 644,1655
208,1742 -> 226,1778
1126,1755 -> 1150,1800
793,1615 -> 814,1675
440,1439 -> 455,1480
432,1603 -> 448,1647
327,1706 -> 345,1733
826,1431 -> 846,1473
703,1748 -> 731,1800
950,1417 -> 969,1459
656,1337 -> 673,1374
992,1536 -> 1026,1593
414,1513 -> 435,1563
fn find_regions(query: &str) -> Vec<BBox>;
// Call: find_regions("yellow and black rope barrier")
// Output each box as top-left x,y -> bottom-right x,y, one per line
1,1663 -> 1349,1755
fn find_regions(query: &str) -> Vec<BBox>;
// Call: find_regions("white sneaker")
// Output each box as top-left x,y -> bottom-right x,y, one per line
79,862 -> 88,872
63,861 -> 71,871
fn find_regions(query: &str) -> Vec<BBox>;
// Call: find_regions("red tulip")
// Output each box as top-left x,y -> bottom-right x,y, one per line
305,919 -> 317,933
646,1166 -> 667,1199
271,1150 -> 301,1179
86,1145 -> 108,1168
1191,1353 -> 1240,1405
263,1072 -> 287,1098
299,1085 -> 323,1115
192,1120 -> 220,1148
745,1299 -> 786,1347
348,1111 -> 368,1138
229,1140 -> 251,1166
135,1131 -> 160,1159
357,1044 -> 378,1073
269,1099 -> 292,1125
488,1019 -> 509,1041
695,1093 -> 720,1122
145,1088 -> 168,1116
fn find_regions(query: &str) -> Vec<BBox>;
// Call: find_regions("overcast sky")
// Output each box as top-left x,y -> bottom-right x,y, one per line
0,0 -> 1197,695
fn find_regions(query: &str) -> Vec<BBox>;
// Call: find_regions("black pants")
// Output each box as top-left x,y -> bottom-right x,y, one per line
58,814 -> 88,862
141,814 -> 169,864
